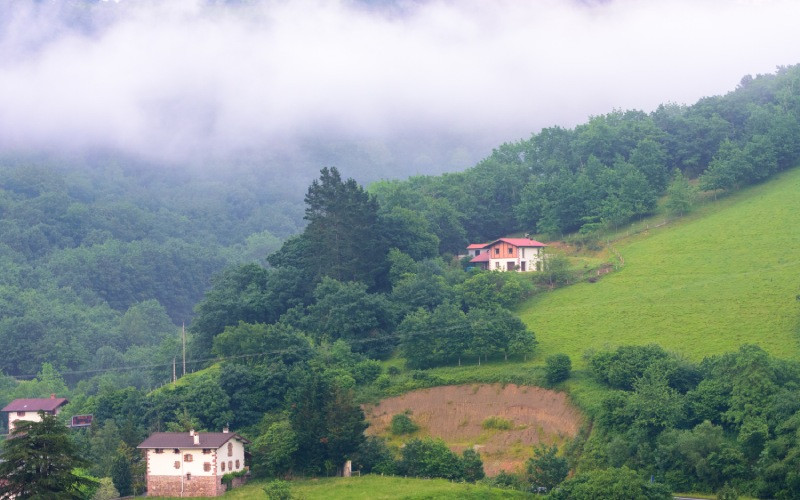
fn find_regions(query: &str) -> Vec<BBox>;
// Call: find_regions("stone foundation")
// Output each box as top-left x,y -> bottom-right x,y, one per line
146,475 -> 226,497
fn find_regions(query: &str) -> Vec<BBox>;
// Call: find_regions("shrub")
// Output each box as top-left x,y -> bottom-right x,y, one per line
354,436 -> 396,475
545,353 -> 572,385
396,437 -> 465,481
352,359 -> 382,384
374,374 -> 391,389
387,365 -> 401,376
482,416 -> 514,430
390,412 -> 419,435
262,479 -> 292,500
526,444 -> 568,491
549,466 -> 671,500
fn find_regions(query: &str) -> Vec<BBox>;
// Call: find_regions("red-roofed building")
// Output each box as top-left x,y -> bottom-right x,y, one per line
1,394 -> 68,434
137,429 -> 249,497
468,237 -> 546,272
466,243 -> 489,258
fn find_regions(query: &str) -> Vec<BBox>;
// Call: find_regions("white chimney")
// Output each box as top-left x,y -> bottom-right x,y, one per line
193,432 -> 200,445
189,429 -> 195,436
222,425 -> 229,434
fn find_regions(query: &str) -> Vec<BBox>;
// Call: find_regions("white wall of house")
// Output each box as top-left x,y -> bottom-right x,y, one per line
217,439 -> 246,474
489,246 -> 544,272
147,448 -> 217,477
8,408 -> 61,433
146,438 -> 246,477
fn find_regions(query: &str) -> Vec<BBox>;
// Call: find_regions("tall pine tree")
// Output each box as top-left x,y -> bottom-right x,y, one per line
270,167 -> 389,290
0,412 -> 96,499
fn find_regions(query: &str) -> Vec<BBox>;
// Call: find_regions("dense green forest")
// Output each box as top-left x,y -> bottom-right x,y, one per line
0,156 -> 305,379
2,65 -> 800,498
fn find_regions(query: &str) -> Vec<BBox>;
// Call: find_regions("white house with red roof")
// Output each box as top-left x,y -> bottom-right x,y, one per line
468,237 -> 546,272
137,428 -> 249,497
1,394 -> 68,434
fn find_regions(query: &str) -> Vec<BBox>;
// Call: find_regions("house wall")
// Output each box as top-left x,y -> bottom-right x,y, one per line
144,437 -> 246,497
216,439 -> 246,474
487,241 -> 518,259
146,448 -> 218,477
8,408 -> 60,433
488,246 -> 544,273
146,475 -> 224,498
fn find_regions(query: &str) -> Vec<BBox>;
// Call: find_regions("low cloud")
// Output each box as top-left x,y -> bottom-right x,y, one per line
1,0 -> 799,170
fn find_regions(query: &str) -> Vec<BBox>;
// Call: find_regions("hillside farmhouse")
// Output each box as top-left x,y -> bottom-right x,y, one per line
1,394 -> 68,434
137,429 -> 249,497
468,238 -> 546,272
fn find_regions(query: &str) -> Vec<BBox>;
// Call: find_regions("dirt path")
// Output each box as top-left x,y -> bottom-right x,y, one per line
363,384 -> 582,476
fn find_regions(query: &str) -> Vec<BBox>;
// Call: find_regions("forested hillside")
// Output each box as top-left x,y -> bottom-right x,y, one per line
2,65 -> 800,499
0,155 -> 304,379
371,65 -> 800,247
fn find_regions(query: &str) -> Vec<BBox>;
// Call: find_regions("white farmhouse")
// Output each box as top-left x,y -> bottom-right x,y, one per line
137,429 -> 249,497
1,394 -> 68,434
468,237 -> 546,272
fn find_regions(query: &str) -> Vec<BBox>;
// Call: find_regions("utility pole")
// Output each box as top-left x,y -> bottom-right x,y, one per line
182,323 -> 186,377
172,357 -> 177,383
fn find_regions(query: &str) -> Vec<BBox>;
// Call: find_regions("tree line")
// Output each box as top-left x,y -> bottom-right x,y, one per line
371,65 -> 800,248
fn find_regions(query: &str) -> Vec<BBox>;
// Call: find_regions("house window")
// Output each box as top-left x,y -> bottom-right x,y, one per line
227,442 -> 233,457
16,411 -> 25,417
508,247 -> 513,254
173,449 -> 180,454
235,459 -> 240,469
494,248 -> 500,255
229,461 -> 233,471
204,462 -> 211,472
202,449 -> 211,454
174,461 -> 180,469
184,454 -> 193,462
495,262 -> 500,269
522,248 -> 525,258
221,461 -> 226,472
155,449 -> 163,454
186,473 -> 191,481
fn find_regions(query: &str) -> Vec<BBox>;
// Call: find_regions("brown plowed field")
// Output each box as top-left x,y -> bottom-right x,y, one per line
363,384 -> 582,476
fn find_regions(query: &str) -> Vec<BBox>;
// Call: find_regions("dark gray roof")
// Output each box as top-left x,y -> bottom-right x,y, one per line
2,397 -> 68,412
137,432 -> 249,449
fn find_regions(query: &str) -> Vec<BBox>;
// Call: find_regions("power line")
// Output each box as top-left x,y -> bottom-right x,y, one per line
3,332 -> 401,380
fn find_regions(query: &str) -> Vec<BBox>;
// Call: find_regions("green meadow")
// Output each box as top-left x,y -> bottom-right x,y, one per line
519,167 -> 800,367
216,475 -> 529,499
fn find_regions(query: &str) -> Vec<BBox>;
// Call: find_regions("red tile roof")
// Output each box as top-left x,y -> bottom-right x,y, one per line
494,237 -> 546,247
470,253 -> 491,263
2,397 -> 68,413
137,432 -> 249,449
467,243 -> 488,249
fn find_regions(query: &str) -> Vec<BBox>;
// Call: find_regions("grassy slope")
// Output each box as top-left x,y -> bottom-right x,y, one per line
208,476 -> 529,499
519,167 -> 800,367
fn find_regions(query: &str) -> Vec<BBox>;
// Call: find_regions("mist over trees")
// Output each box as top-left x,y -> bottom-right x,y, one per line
1,64 -> 800,497
372,65 -> 800,245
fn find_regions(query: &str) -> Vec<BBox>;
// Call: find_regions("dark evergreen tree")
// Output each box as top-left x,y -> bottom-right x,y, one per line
0,412 -> 97,499
275,167 -> 389,290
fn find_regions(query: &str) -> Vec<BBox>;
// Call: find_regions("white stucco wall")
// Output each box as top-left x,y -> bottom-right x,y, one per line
146,436 -> 246,477
217,438 -> 246,474
8,408 -> 61,433
489,246 -> 544,272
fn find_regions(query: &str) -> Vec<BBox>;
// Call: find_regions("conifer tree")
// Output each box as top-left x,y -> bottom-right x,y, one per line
0,412 -> 96,499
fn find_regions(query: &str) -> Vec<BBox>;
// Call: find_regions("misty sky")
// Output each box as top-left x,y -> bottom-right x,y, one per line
1,0 -> 799,169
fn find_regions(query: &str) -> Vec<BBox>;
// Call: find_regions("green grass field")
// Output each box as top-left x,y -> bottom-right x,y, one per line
518,167 -> 800,367
213,475 -> 529,499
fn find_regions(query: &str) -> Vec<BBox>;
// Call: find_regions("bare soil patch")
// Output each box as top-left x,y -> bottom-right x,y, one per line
363,384 -> 582,476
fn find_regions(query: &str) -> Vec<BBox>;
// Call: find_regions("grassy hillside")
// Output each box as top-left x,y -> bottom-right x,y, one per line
206,476 -> 529,499
519,167 -> 800,367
